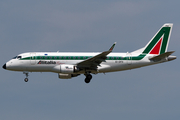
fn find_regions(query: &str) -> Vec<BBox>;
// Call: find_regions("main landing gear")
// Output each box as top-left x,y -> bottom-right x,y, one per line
84,74 -> 92,83
23,71 -> 29,82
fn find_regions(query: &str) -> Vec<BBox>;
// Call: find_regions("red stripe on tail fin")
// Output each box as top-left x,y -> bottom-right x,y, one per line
149,38 -> 163,54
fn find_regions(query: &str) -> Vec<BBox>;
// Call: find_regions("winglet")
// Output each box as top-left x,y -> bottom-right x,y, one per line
109,42 -> 116,51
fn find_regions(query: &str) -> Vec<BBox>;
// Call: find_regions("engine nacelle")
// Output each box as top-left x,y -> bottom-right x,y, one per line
60,64 -> 79,74
52,64 -> 79,73
58,73 -> 79,79
58,73 -> 72,79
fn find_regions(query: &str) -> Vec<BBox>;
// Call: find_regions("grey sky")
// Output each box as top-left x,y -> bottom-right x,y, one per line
0,0 -> 180,120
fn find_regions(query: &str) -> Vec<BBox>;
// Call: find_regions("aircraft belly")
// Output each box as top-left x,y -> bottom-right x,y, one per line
98,60 -> 154,73
98,61 -> 127,72
27,65 -> 53,72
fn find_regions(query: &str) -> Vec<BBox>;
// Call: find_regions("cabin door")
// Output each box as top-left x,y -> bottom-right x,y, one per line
126,53 -> 132,65
30,53 -> 36,65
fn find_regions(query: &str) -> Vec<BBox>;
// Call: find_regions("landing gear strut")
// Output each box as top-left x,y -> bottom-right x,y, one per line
23,72 -> 29,82
84,74 -> 92,83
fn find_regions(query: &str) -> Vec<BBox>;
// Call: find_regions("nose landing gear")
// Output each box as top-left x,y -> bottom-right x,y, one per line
23,72 -> 29,82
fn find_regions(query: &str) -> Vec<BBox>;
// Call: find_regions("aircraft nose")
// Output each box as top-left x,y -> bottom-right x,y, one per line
2,64 -> 6,69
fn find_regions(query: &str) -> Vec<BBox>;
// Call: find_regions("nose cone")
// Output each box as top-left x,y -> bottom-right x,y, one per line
2,64 -> 6,69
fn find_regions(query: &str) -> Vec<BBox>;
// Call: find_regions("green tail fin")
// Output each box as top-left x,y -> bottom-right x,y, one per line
142,23 -> 173,55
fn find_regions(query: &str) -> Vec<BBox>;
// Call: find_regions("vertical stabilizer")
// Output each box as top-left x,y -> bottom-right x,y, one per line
142,23 -> 173,55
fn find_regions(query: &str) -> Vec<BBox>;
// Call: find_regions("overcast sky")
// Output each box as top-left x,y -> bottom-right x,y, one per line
0,0 -> 180,120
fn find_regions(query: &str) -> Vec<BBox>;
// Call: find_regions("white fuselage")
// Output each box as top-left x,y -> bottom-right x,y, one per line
5,52 -> 165,74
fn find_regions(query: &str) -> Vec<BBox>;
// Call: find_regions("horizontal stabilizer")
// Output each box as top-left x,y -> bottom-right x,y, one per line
149,51 -> 175,61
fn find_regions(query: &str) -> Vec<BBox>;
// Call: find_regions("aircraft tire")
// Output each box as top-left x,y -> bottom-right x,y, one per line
84,78 -> 90,83
24,78 -> 28,82
84,74 -> 92,83
87,74 -> 92,79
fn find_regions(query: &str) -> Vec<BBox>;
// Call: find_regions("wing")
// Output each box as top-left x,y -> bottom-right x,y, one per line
77,42 -> 116,70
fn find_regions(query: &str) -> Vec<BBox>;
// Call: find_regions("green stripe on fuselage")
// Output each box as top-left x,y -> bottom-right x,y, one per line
20,54 -> 146,61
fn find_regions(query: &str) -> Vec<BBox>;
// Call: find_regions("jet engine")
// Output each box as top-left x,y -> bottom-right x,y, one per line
60,64 -> 79,73
52,64 -> 79,73
58,73 -> 80,79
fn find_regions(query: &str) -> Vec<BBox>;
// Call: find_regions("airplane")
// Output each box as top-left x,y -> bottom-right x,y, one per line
2,23 -> 176,83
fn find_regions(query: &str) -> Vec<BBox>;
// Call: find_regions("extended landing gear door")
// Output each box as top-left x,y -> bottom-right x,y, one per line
30,53 -> 36,65
126,52 -> 132,65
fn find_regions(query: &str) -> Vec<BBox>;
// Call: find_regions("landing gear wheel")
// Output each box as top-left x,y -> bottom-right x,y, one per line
85,78 -> 90,83
23,71 -> 29,82
84,74 -> 92,83
24,78 -> 28,82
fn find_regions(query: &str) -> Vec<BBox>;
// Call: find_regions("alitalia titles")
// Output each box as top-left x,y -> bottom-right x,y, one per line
38,60 -> 56,64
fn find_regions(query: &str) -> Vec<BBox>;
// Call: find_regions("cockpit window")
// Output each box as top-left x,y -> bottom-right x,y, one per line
12,56 -> 17,59
17,56 -> 22,59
